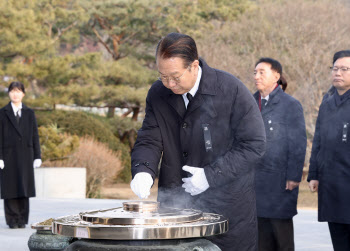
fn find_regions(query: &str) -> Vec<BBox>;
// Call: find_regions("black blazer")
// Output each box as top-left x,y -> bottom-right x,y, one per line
0,102 -> 41,199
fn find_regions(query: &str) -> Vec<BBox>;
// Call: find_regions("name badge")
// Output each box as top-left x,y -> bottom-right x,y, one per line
202,124 -> 213,152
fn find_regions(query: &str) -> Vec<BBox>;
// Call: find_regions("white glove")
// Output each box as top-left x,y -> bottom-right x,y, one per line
182,165 -> 209,196
0,160 -> 4,169
33,159 -> 42,168
130,172 -> 153,199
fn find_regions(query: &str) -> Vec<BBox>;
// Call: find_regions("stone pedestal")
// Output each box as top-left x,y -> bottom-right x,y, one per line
28,230 -> 73,251
65,239 -> 221,251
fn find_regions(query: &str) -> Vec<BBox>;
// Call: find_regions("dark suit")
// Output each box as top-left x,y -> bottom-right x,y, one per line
131,58 -> 266,250
0,102 -> 41,226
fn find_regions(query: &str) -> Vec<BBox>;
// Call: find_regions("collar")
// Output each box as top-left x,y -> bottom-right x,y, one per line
334,88 -> 350,106
262,95 -> 269,102
263,84 -> 280,102
159,58 -> 217,97
11,102 -> 22,113
183,65 -> 202,101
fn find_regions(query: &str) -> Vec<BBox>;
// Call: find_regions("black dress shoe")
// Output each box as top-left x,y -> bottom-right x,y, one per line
9,224 -> 18,229
18,224 -> 25,228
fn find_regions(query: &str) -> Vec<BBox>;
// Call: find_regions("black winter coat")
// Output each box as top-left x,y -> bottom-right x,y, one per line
0,102 -> 41,199
131,59 -> 266,251
253,87 -> 307,219
308,88 -> 350,224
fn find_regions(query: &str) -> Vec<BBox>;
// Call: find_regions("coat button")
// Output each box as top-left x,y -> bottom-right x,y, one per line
182,122 -> 188,128
270,127 -> 273,131
268,120 -> 272,124
183,152 -> 188,157
143,162 -> 150,166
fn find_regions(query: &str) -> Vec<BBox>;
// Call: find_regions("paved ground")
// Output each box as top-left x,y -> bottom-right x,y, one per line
0,198 -> 332,251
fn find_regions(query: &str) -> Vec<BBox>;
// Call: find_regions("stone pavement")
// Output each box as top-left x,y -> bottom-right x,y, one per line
0,198 -> 332,251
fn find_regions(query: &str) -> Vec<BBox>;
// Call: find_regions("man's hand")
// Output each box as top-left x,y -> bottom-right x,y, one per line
182,165 -> 209,196
285,180 -> 300,191
130,172 -> 153,199
0,160 -> 4,169
309,180 -> 319,192
33,159 -> 42,168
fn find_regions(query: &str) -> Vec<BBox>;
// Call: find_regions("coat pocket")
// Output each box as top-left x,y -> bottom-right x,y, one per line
255,168 -> 285,193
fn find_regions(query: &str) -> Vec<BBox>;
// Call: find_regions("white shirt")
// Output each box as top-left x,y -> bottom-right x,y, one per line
11,102 -> 22,117
182,66 -> 202,108
262,94 -> 269,102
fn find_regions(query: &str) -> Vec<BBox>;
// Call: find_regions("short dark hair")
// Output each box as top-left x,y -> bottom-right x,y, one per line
8,81 -> 25,94
156,33 -> 199,68
333,50 -> 350,64
255,57 -> 288,91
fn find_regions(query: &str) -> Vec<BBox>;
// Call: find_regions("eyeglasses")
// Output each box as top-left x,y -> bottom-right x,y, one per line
158,65 -> 191,84
330,66 -> 350,73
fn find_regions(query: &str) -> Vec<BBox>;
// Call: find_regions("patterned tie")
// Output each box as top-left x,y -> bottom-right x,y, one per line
16,110 -> 20,124
261,99 -> 267,112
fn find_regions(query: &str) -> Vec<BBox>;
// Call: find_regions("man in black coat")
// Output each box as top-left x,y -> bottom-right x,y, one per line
130,33 -> 266,250
0,82 -> 41,229
308,50 -> 350,251
253,58 -> 307,251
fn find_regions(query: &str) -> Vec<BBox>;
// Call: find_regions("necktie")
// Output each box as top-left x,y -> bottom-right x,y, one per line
187,93 -> 193,103
261,99 -> 267,112
16,110 -> 20,124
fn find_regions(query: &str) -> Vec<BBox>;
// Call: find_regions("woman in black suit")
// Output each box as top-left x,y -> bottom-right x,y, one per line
0,82 -> 41,229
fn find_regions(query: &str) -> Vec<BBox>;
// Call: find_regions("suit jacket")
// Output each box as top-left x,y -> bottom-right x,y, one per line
253,87 -> 307,219
0,102 -> 41,199
131,58 -> 266,251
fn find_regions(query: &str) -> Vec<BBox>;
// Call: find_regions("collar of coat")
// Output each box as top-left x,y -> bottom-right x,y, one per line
4,102 -> 29,136
158,58 -> 218,119
4,102 -> 29,112
253,85 -> 282,105
322,87 -> 350,109
160,58 -> 217,97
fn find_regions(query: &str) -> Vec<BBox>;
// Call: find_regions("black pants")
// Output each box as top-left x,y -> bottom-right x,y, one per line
4,197 -> 29,226
328,222 -> 350,251
258,217 -> 294,251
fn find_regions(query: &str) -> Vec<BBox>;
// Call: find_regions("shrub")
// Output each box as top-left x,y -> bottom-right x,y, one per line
109,115 -> 142,151
36,110 -> 132,182
39,124 -> 79,162
43,137 -> 123,198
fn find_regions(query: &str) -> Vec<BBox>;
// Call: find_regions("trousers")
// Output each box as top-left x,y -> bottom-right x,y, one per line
4,197 -> 29,226
258,217 -> 294,251
328,222 -> 350,251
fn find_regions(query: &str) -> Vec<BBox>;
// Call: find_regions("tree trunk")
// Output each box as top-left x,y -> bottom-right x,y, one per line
107,107 -> 115,118
132,107 -> 140,121
30,79 -> 39,97
128,129 -> 136,150
122,108 -> 132,118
